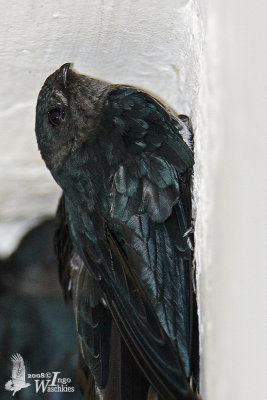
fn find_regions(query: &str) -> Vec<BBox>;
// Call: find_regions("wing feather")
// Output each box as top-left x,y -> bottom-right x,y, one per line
55,197 -> 111,389
63,87 -> 199,398
101,87 -> 198,396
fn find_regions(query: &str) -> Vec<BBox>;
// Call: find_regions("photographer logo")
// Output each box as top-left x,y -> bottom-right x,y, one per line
4,353 -> 75,395
5,353 -> 31,396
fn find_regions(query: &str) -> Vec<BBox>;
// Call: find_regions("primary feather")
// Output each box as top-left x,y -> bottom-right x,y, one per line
36,64 -> 199,400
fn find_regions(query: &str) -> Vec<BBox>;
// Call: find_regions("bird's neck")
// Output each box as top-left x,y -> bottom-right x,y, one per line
56,141 -> 114,218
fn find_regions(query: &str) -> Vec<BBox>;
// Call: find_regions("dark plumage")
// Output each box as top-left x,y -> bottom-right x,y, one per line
36,64 -> 199,400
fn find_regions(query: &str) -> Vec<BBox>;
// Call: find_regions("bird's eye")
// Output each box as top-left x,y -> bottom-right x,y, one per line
48,108 -> 65,126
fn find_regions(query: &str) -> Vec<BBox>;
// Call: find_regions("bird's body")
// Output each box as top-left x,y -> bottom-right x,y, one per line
36,64 -> 199,400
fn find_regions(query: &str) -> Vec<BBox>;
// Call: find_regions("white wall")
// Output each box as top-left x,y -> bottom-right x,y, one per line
199,1 -> 267,399
1,1 -> 266,399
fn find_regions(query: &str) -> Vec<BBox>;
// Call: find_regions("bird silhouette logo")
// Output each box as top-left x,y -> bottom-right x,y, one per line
5,354 -> 31,396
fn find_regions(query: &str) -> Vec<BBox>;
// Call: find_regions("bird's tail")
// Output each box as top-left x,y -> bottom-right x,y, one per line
78,322 -> 150,400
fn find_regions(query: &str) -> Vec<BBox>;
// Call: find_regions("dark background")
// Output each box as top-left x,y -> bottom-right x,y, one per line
0,218 -> 80,399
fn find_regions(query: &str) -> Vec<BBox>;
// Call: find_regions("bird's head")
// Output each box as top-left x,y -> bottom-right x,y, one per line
35,64 -> 109,177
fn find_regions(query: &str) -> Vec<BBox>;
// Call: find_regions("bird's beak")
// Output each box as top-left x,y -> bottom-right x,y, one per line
60,63 -> 73,87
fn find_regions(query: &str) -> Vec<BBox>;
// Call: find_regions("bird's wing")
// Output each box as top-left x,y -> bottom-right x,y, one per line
71,252 -> 111,390
55,196 -> 111,390
55,194 -> 74,302
74,87 -> 198,399
11,353 -> 26,381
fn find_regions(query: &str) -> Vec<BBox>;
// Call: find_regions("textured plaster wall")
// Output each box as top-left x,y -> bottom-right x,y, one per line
0,0 -> 203,255
198,1 -> 267,399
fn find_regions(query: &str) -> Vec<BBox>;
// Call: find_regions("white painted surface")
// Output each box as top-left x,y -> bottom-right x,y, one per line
198,1 -> 267,399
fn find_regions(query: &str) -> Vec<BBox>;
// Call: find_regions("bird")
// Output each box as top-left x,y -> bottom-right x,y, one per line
5,353 -> 31,396
36,63 -> 200,400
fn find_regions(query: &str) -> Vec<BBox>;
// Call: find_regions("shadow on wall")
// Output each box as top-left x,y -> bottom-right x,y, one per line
0,218 -> 80,399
